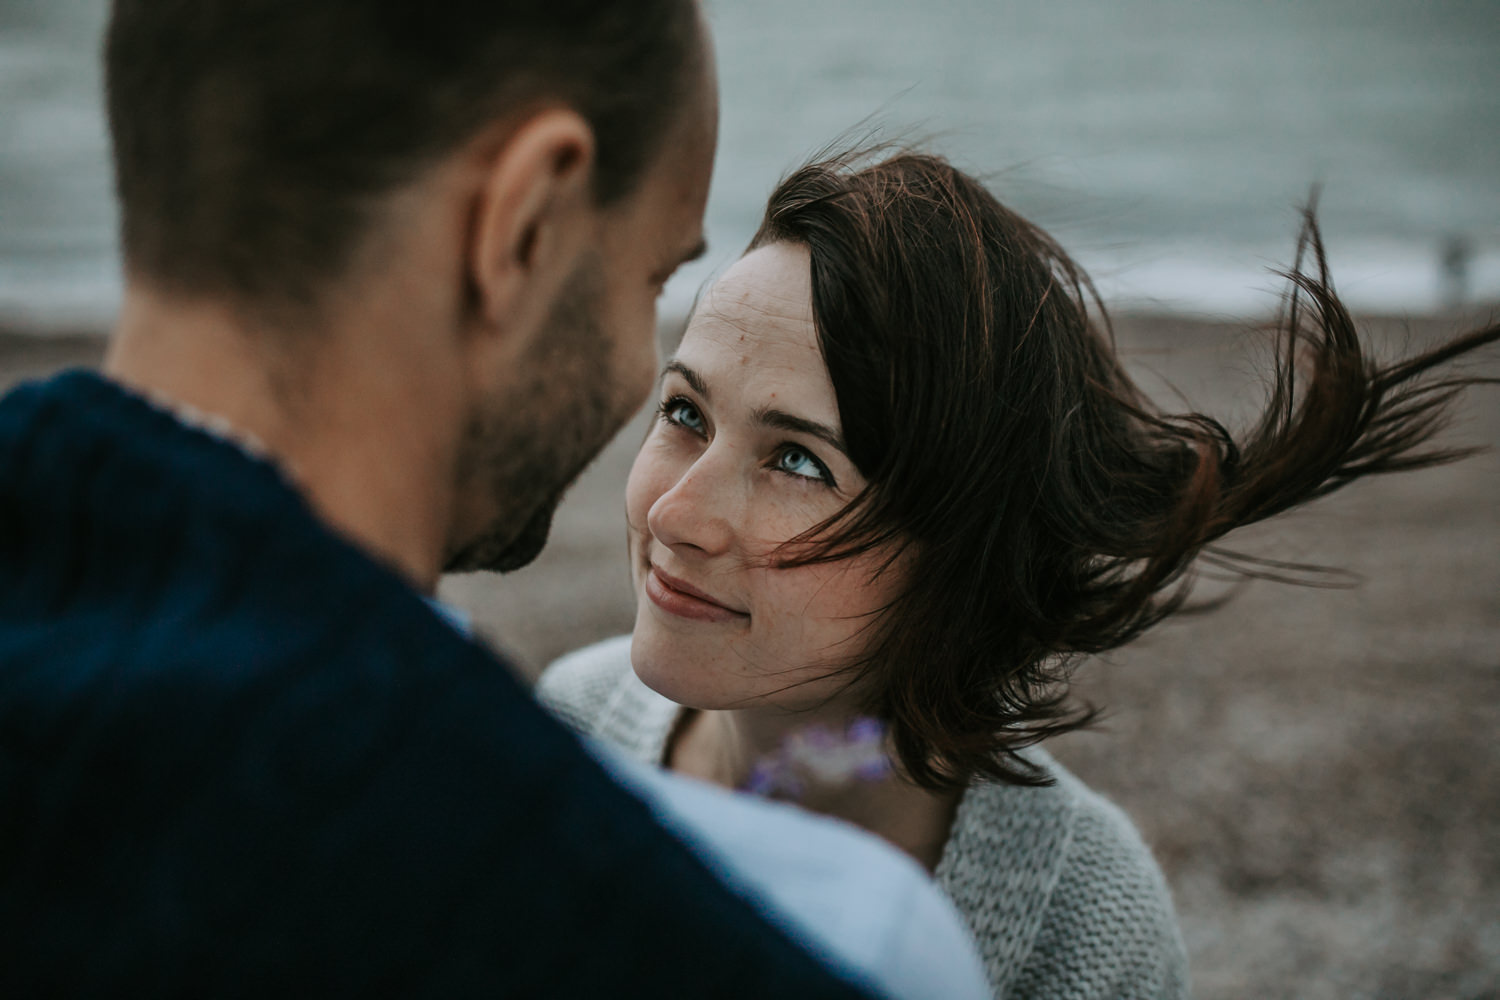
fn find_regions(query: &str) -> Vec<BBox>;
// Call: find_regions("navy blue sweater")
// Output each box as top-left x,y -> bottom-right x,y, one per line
0,371 -> 870,998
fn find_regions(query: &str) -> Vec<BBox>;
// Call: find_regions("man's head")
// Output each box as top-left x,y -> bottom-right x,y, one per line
104,1 -> 717,580
106,0 -> 706,312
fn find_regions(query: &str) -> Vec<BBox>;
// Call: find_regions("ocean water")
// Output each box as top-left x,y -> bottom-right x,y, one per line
1,0 -> 1497,328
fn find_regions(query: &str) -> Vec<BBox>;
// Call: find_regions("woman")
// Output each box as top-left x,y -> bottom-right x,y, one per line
538,150 -> 1498,998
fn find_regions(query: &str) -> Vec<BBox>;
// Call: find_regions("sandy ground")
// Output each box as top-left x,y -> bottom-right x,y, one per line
4,309 -> 1497,998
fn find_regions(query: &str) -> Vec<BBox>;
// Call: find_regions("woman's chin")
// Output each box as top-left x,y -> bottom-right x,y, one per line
630,626 -> 691,702
629,625 -> 725,710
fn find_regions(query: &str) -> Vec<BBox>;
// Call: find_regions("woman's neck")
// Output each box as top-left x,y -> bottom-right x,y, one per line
667,706 -> 963,873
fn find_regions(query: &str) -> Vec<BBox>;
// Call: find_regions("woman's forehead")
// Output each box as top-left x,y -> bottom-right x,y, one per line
673,245 -> 838,419
700,243 -> 815,328
681,246 -> 815,362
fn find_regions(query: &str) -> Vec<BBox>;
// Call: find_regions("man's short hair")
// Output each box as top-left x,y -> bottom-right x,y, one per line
105,0 -> 700,311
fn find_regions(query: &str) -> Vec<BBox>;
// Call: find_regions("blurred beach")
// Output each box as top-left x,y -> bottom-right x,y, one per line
3,0 -> 1499,995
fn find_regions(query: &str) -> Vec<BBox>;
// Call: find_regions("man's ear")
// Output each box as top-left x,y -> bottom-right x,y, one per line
467,108 -> 596,339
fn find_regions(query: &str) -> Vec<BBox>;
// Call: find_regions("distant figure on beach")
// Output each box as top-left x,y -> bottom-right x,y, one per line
538,149 -> 1500,998
1441,234 -> 1472,311
0,4 -> 990,998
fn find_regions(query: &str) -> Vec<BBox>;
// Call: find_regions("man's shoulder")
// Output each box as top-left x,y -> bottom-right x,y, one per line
1,582 -> 883,996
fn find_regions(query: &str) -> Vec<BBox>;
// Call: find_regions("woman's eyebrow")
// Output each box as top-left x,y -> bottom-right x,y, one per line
754,407 -> 848,457
662,360 -> 709,398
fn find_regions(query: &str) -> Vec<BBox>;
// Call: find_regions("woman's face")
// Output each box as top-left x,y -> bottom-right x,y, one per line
626,242 -> 900,712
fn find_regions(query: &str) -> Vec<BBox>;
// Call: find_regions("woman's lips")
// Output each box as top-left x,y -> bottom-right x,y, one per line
646,566 -> 749,624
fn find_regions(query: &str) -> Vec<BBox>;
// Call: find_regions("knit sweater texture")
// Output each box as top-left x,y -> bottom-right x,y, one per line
0,372 -> 876,999
539,636 -> 1191,1000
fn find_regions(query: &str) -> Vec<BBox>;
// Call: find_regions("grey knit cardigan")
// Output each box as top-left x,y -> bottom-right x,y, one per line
537,636 -> 1190,1000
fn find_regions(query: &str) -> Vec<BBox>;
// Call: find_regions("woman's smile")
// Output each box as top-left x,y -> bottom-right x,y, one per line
645,564 -> 750,624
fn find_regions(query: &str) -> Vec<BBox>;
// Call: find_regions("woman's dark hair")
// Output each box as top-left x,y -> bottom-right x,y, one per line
106,0 -> 700,313
750,150 -> 1499,790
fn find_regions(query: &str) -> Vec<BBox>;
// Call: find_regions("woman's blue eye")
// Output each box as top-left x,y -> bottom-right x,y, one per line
663,399 -> 705,433
776,446 -> 828,483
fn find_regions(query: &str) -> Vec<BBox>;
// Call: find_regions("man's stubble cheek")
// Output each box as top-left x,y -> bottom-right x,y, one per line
443,259 -> 628,574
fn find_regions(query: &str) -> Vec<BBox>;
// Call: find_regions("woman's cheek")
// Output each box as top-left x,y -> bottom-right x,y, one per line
624,438 -> 672,532
800,559 -> 896,643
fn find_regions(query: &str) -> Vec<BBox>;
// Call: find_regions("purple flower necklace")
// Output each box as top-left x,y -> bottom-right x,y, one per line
740,716 -> 893,800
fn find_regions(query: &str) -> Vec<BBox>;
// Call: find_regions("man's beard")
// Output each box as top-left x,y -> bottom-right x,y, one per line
443,258 -> 627,574
446,491 -> 559,574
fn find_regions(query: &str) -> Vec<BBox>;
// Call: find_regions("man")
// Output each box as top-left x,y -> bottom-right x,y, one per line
0,3 -> 987,996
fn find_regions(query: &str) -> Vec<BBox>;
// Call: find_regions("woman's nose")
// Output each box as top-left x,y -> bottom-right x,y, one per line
646,455 -> 738,558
